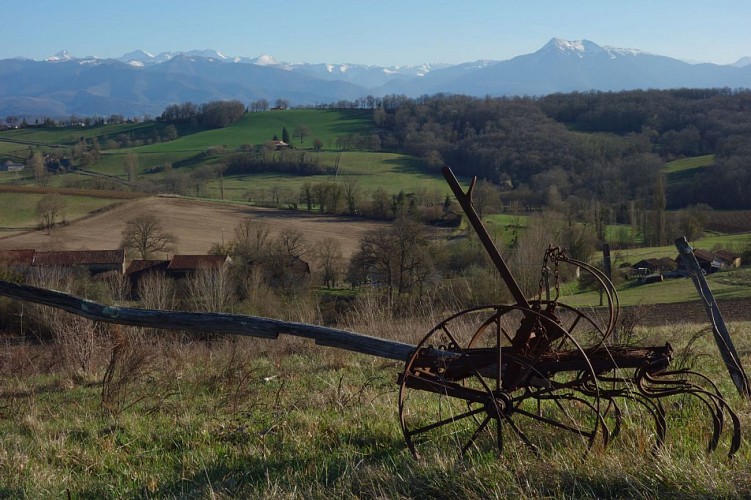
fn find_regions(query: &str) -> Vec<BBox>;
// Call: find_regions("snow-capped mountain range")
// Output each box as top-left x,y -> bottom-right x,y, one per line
2,38 -> 750,118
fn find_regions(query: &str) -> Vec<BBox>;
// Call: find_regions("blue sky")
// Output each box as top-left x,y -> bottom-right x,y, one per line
5,0 -> 750,65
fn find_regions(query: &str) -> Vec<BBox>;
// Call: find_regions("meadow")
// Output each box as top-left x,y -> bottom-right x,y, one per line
1,313 -> 749,498
2,110 -> 751,498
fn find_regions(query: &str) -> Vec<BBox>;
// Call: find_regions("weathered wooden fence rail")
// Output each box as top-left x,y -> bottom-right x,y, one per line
0,280 -> 415,362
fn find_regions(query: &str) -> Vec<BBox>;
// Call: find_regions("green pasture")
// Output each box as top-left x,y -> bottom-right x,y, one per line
76,109 -> 377,178
203,151 -> 451,202
609,232 -> 751,265
561,267 -> 751,307
663,154 -> 715,175
125,109 -> 373,155
0,122 -> 154,147
0,170 -> 32,185
0,193 -> 122,229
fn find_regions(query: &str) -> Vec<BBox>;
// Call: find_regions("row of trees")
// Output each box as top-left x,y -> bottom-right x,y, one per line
160,100 -> 245,129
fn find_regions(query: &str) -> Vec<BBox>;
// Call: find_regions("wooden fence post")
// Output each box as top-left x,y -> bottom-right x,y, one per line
675,237 -> 750,398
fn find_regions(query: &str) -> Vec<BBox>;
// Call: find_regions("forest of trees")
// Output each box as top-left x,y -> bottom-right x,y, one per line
372,89 -> 751,211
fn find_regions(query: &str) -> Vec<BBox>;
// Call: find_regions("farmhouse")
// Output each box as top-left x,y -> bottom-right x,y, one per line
32,249 -> 126,275
166,254 -> 233,279
675,248 -> 742,274
0,160 -> 25,172
712,249 -> 741,270
631,257 -> 677,275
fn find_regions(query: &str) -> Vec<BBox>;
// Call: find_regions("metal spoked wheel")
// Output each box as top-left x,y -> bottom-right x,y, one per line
398,305 -> 604,459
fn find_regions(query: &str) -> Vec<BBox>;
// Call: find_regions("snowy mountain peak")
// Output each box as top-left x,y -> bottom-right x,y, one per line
46,50 -> 74,62
120,50 -> 155,62
540,38 -> 606,58
253,54 -> 281,66
184,49 -> 228,60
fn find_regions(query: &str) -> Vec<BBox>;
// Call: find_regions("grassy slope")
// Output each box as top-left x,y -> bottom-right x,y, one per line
0,193 -> 124,230
1,325 -> 749,497
663,154 -> 715,174
206,151 -> 450,202
92,109 -> 378,176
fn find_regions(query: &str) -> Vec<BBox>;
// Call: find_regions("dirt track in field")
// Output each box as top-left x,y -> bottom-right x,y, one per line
0,196 -> 387,259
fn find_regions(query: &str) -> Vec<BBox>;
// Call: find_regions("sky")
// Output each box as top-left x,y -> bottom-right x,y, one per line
4,0 -> 751,66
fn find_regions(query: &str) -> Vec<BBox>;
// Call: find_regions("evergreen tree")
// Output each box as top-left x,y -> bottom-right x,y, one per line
282,127 -> 290,143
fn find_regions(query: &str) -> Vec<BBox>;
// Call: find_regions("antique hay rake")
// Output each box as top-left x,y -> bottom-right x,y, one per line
0,167 -> 742,459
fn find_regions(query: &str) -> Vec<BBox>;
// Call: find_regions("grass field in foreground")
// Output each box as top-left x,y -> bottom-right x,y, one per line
1,319 -> 749,498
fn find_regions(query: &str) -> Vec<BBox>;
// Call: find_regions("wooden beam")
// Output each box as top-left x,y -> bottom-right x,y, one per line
675,237 -> 750,398
0,280 -> 416,363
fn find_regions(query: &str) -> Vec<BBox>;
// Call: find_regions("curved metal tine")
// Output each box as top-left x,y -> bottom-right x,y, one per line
560,257 -> 619,338
626,394 -> 667,454
678,385 -> 742,457
601,396 -> 622,443
579,260 -> 619,335
646,378 -> 726,454
686,390 -> 724,453
680,369 -> 726,398
682,386 -> 743,458
552,394 -> 610,449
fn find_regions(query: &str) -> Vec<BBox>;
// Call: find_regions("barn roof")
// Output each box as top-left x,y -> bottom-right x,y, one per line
125,259 -> 170,275
33,249 -> 125,266
713,249 -> 739,263
0,249 -> 36,266
167,255 -> 231,272
691,249 -> 715,263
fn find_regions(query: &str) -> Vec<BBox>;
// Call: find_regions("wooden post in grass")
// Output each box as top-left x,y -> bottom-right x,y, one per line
675,237 -> 750,398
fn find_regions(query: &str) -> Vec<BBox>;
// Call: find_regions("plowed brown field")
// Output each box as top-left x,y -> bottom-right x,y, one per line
0,196 -> 387,258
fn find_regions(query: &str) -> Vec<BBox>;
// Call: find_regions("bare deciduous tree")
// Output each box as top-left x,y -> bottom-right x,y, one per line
138,272 -> 176,310
36,193 -> 66,233
316,238 -> 343,288
343,176 -> 360,214
186,265 -> 235,312
232,218 -> 270,260
276,228 -> 307,258
121,214 -> 177,259
29,151 -> 46,186
348,215 -> 433,304
294,125 -> 311,143
124,153 -> 138,182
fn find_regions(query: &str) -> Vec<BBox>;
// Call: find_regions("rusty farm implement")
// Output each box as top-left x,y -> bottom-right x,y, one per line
0,166 -> 744,459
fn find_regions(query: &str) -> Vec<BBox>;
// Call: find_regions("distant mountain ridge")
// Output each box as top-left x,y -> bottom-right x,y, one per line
2,38 -> 751,118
